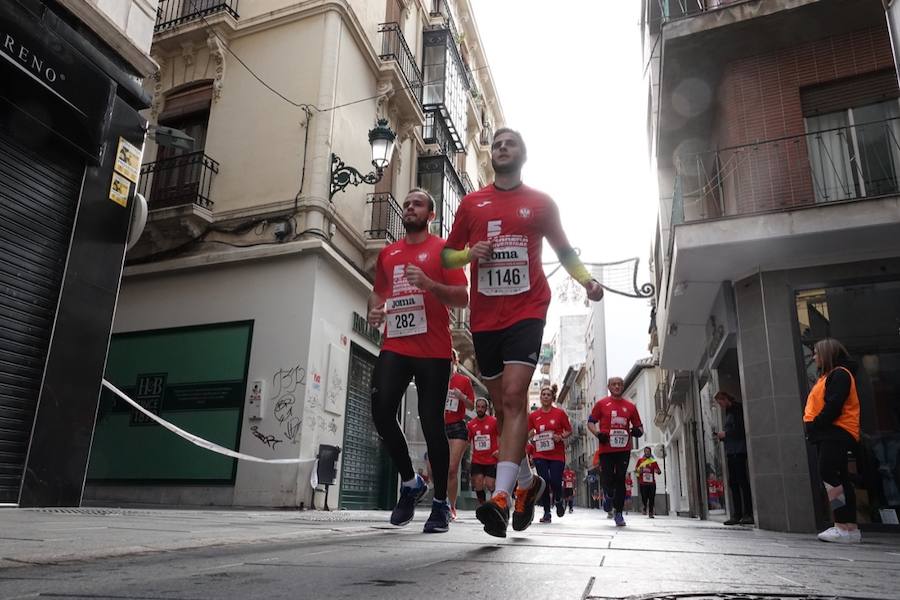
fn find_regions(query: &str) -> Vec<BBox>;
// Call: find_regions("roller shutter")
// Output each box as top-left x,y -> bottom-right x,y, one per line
0,126 -> 82,503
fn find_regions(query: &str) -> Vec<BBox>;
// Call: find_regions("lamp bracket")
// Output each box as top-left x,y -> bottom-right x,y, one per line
330,153 -> 383,199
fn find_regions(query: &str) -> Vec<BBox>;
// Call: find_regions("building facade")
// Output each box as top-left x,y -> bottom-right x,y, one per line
83,0 -> 504,511
1,0 -> 158,507
645,0 -> 900,532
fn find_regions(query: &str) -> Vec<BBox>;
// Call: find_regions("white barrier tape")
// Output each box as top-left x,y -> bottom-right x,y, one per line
102,379 -> 315,465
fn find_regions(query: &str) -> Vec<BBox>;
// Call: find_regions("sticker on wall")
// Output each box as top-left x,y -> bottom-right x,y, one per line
109,172 -> 131,207
114,137 -> 142,183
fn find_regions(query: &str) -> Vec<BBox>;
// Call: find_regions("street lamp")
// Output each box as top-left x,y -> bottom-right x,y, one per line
330,118 -> 397,199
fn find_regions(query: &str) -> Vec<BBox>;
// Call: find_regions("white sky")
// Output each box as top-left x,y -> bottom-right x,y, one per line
470,1 -> 659,380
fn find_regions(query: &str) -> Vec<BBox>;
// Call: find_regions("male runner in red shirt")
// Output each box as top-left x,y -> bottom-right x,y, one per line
528,384 -> 572,523
442,128 -> 603,538
467,397 -> 499,506
445,350 -> 475,519
635,446 -> 662,518
562,466 -> 576,513
368,188 -> 468,533
587,376 -> 644,527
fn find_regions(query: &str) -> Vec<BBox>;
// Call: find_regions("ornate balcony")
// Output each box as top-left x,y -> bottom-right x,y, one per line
129,151 -> 218,259
155,0 -> 239,32
365,192 -> 404,243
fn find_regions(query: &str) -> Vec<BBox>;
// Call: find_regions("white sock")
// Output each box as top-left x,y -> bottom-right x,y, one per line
401,476 -> 418,488
517,457 -> 534,489
493,461 -> 518,497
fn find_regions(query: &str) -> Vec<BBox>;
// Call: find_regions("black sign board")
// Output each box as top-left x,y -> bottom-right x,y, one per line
0,0 -> 114,161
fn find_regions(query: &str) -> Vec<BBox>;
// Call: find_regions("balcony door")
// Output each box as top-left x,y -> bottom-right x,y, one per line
152,84 -> 212,209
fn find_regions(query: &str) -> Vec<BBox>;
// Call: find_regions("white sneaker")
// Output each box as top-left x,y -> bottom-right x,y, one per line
817,526 -> 862,544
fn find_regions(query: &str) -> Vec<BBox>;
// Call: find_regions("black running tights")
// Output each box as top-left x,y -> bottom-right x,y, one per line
371,351 -> 451,500
599,451 -> 631,512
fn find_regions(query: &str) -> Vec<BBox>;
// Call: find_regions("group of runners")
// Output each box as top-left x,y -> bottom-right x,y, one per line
367,127 -> 647,536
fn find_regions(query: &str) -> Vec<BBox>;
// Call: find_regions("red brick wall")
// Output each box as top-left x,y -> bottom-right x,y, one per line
708,26 -> 895,215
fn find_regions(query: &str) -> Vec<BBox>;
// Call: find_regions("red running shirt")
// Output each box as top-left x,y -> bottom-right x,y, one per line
444,184 -> 572,332
467,415 -> 499,465
563,468 -> 576,489
589,396 -> 643,455
373,235 -> 467,359
445,372 -> 474,424
528,406 -> 572,462
635,457 -> 661,485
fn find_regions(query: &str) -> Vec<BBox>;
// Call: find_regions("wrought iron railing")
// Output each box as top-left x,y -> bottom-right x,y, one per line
656,0 -> 746,22
366,193 -> 404,243
138,151 -> 219,210
378,22 -> 423,105
674,117 -> 900,224
155,0 -> 239,32
460,172 -> 475,194
450,307 -> 471,332
479,127 -> 492,147
430,0 -> 461,43
424,110 -> 458,156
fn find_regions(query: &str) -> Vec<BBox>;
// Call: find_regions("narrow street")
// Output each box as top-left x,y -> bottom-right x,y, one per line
1,507 -> 898,599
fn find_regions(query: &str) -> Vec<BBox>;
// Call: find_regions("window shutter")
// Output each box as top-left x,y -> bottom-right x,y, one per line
160,83 -> 214,121
801,70 -> 900,116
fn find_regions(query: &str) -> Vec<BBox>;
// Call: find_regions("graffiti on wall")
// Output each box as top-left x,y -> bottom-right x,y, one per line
271,363 -> 306,443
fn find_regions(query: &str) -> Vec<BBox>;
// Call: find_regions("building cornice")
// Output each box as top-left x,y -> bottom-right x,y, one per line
123,238 -> 373,295
57,0 -> 159,76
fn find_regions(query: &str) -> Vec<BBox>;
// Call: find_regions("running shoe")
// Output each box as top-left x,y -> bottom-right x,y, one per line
614,510 -> 626,527
602,497 -> 612,512
390,474 -> 427,526
512,475 -> 546,532
555,500 -> 566,518
648,512 -> 655,519
739,515 -> 754,525
606,510 -> 614,519
539,513 -> 552,524
569,507 -> 574,514
476,491 -> 510,538
817,526 -> 861,544
423,499 -> 452,533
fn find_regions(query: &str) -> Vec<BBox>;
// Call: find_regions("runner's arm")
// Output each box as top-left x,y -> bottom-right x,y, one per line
544,200 -> 604,301
422,279 -> 468,308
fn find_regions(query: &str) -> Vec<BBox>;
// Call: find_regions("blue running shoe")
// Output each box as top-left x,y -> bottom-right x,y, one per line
614,510 -> 626,527
390,474 -> 427,526
423,499 -> 452,533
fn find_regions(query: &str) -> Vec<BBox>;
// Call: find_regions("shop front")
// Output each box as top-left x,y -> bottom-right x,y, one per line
796,279 -> 900,530
0,0 -> 149,506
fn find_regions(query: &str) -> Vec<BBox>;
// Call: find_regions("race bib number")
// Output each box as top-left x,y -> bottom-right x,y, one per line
642,472 -> 654,484
564,480 -> 574,488
473,434 -> 491,452
445,390 -> 459,413
478,241 -> 530,296
533,431 -> 555,453
386,294 -> 427,338
609,428 -> 629,449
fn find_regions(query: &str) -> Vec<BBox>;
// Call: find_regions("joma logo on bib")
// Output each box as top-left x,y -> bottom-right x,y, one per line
491,249 -> 521,260
391,296 -> 417,308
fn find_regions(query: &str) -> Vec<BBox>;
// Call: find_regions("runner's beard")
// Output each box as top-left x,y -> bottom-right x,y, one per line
403,216 -> 428,232
491,155 -> 524,175
476,410 -> 486,418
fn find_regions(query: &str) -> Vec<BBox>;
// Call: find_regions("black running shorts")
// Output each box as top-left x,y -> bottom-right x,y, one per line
444,419 -> 468,441
472,318 -> 545,380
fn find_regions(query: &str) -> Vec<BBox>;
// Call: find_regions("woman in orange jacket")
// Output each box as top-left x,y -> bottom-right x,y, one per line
804,338 -> 861,544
